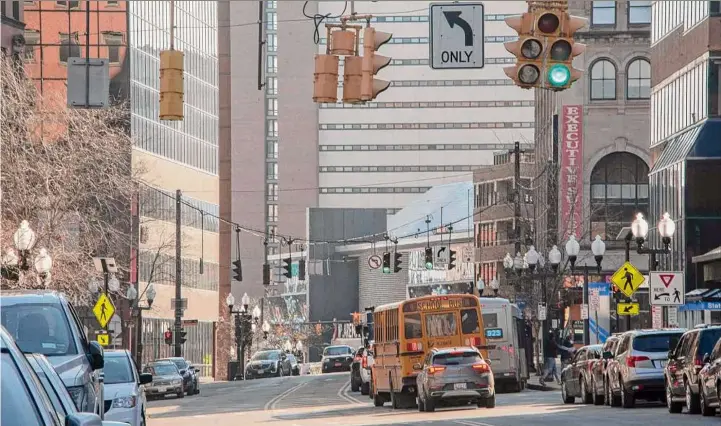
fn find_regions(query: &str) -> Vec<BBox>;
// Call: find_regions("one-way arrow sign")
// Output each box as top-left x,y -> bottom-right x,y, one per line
443,11 -> 473,46
430,3 -> 485,70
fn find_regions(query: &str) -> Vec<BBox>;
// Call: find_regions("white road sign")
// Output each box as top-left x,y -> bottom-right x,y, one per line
429,3 -> 485,69
581,304 -> 589,320
462,247 -> 474,263
538,304 -> 547,321
590,289 -> 600,310
651,305 -> 663,329
649,271 -> 685,306
433,246 -> 449,267
668,306 -> 679,327
368,254 -> 382,270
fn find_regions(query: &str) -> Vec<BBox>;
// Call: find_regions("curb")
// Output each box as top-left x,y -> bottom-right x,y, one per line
526,383 -> 560,392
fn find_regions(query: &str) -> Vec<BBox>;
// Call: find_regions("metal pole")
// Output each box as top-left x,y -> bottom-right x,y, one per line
169,0 -> 175,50
624,234 -> 631,332
104,271 -> 109,296
257,0 -> 264,90
239,317 -> 246,381
84,0 -> 90,108
174,189 -> 182,357
513,141 -> 522,255
235,315 -> 242,380
583,265 -> 590,345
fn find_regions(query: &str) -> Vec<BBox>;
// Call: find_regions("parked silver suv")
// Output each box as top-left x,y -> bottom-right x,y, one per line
605,328 -> 685,408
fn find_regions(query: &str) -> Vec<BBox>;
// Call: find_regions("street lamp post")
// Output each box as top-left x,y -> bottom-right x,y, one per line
226,292 -> 260,380
33,248 -> 53,286
631,212 -> 676,327
126,283 -> 156,370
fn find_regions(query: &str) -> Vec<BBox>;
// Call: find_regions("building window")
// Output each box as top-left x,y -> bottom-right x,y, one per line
267,97 -> 277,116
267,225 -> 278,241
59,32 -> 81,64
102,31 -> 123,63
590,59 -> 616,100
267,183 -> 278,201
266,11 -> 277,30
627,58 -> 650,99
590,152 -> 649,240
266,162 -> 278,180
628,1 -> 651,24
106,0 -> 118,5
56,1 -> 79,8
23,30 -> 40,62
591,1 -> 616,25
267,204 -> 278,222
266,55 -> 277,74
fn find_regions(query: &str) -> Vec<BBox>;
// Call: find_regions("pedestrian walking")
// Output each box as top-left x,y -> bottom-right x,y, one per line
558,333 -> 575,369
540,330 -> 560,386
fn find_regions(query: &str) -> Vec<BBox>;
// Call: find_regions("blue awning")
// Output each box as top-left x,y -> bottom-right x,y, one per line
686,288 -> 721,303
650,119 -> 721,175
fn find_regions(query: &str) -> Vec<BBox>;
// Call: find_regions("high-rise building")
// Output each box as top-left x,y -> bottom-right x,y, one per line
1,1 -> 25,57
648,1 -> 721,301
23,0 -> 220,375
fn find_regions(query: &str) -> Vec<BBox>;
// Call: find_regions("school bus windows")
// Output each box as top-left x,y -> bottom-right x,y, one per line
425,312 -> 458,337
461,308 -> 480,334
404,313 -> 422,339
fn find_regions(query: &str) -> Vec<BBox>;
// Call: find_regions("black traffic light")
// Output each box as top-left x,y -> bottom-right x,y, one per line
164,329 -> 173,345
232,259 -> 243,281
448,249 -> 457,270
298,259 -> 306,278
382,252 -> 391,274
424,247 -> 433,270
263,263 -> 271,286
282,257 -> 292,279
394,252 -> 402,273
178,329 -> 187,345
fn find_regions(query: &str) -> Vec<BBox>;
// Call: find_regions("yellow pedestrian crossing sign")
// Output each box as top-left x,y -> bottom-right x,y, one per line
97,333 -> 110,346
93,293 -> 115,329
617,302 -> 640,316
610,261 -> 645,298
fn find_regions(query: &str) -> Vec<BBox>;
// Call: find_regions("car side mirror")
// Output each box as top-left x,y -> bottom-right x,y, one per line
139,373 -> 153,385
87,341 -> 104,371
412,363 -> 422,371
65,412 -> 103,426
703,353 -> 711,364
179,369 -> 186,375
602,351 -> 613,359
195,367 -> 200,373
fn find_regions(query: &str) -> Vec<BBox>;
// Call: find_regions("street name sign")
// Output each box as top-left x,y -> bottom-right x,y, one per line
610,261 -> 645,298
430,3 -> 485,69
649,271 -> 685,306
93,292 -> 115,329
617,302 -> 640,316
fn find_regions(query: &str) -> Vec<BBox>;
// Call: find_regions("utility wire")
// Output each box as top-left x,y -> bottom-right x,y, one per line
302,1 -> 347,44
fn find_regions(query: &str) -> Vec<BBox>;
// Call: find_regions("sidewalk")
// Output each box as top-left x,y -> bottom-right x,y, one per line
525,359 -> 562,391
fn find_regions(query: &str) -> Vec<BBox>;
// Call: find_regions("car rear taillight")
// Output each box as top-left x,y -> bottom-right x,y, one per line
626,355 -> 650,368
464,337 -> 483,346
472,363 -> 490,373
695,355 -> 704,367
406,342 -> 423,352
428,365 -> 446,375
355,355 -> 362,362
361,355 -> 368,369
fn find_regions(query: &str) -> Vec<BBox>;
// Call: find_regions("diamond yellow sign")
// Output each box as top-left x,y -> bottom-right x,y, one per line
610,261 -> 645,298
93,292 -> 115,329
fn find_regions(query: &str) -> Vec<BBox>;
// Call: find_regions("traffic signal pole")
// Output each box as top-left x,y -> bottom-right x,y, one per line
174,189 -> 183,357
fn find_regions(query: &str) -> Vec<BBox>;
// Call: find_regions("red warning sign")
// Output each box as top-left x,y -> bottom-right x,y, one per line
659,274 -> 675,288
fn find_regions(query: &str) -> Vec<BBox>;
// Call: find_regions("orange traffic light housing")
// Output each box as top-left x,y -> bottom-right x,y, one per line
159,49 -> 184,120
360,27 -> 392,102
503,13 -> 542,89
314,29 -> 358,104
545,13 -> 587,91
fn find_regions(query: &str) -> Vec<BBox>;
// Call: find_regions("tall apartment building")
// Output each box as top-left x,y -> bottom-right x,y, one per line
1,0 -> 24,57
648,2 -> 721,295
23,0 -> 220,374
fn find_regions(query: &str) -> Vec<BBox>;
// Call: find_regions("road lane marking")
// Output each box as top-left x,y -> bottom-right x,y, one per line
264,381 -> 309,411
454,420 -> 496,426
338,379 -> 366,405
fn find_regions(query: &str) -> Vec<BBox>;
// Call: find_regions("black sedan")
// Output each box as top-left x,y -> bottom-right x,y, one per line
322,345 -> 354,373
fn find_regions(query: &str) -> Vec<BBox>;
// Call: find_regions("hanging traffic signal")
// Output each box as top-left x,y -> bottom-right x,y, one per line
298,259 -> 306,279
546,14 -> 587,90
394,252 -> 402,273
360,27 -> 392,101
262,263 -> 271,286
315,29 -> 355,103
178,329 -> 187,345
164,329 -> 173,345
282,257 -> 292,279
159,50 -> 184,120
382,252 -> 391,274
503,13 -> 540,89
232,259 -> 242,282
448,249 -> 457,270
424,247 -> 434,270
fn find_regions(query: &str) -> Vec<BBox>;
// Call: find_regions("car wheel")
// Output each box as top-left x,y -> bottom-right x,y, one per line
685,382 -> 701,414
604,379 -> 611,406
700,385 -> 714,416
177,390 -> 185,399
351,378 -> 360,392
561,381 -> 575,404
417,395 -> 426,412
581,376 -> 592,404
485,395 -> 496,408
620,379 -> 634,408
592,377 -> 604,405
373,392 -> 385,407
361,381 -> 370,396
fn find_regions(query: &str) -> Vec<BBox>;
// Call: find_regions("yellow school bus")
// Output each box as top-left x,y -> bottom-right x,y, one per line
370,294 -> 487,409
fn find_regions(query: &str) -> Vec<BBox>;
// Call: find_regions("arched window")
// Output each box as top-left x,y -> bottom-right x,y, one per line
590,152 -> 649,240
627,58 -> 651,99
590,59 -> 617,100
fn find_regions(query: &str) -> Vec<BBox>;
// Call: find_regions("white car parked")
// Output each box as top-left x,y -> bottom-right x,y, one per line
360,346 -> 374,396
103,350 -> 152,426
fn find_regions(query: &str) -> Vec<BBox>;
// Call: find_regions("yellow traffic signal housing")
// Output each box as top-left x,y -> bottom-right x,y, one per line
545,14 -> 587,91
313,54 -> 340,103
503,13 -> 542,89
360,27 -> 392,102
343,55 -> 363,103
159,49 -> 184,121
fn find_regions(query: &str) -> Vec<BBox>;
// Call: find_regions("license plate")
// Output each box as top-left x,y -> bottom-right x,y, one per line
156,387 -> 167,393
257,369 -> 264,374
454,383 -> 467,390
335,362 -> 342,367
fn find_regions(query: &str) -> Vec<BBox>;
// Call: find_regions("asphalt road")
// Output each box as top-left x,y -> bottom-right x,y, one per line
146,373 -> 721,426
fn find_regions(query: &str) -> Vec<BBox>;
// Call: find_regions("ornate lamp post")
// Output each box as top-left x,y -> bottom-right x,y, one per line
13,220 -> 36,271
33,248 -> 52,286
226,292 -> 259,380
126,283 -> 155,369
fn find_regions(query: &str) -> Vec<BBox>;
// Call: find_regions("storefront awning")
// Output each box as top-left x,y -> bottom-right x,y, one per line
692,246 -> 721,264
649,119 -> 721,175
679,288 -> 721,312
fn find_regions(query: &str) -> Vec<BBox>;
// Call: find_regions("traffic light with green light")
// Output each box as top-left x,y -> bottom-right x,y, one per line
382,252 -> 391,274
424,247 -> 434,270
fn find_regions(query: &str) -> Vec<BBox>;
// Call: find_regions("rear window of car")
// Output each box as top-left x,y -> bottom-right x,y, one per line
698,329 -> 721,356
432,351 -> 482,366
632,333 -> 684,353
324,347 -> 352,356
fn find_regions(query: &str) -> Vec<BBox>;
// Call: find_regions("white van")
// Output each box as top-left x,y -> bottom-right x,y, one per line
479,297 -> 530,392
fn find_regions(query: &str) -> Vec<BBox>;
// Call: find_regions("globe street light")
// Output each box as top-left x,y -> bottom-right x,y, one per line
241,292 -> 250,311
513,252 -> 524,271
565,235 -> 580,270
1,248 -> 20,281
227,292 -> 259,381
548,245 -> 562,272
108,274 -> 120,292
525,246 -> 540,271
262,320 -> 270,340
591,235 -> 606,273
252,305 -> 261,320
489,277 -> 499,296
503,253 -> 514,271
631,212 -> 649,247
13,220 -> 36,271
657,212 -> 676,248
33,248 -> 52,285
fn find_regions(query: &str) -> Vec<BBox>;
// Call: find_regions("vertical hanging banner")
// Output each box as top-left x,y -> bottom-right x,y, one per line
560,105 -> 584,241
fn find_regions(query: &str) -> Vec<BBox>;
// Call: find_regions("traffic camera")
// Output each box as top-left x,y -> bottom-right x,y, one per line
382,252 -> 391,274
298,259 -> 306,279
262,263 -> 271,286
424,247 -> 433,270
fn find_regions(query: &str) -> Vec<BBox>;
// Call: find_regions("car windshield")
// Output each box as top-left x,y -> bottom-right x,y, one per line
145,363 -> 177,376
432,351 -> 482,366
0,303 -> 77,356
287,354 -> 296,362
633,333 -> 684,352
324,347 -> 352,356
169,359 -> 187,370
2,352 -> 45,426
104,356 -> 134,384
252,351 -> 280,361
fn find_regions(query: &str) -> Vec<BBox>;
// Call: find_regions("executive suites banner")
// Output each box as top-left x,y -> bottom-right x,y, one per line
560,105 -> 583,242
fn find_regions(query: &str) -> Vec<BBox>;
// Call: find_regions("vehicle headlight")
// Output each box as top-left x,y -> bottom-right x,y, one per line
172,379 -> 182,386
112,396 -> 137,409
67,385 -> 87,411
323,358 -> 330,363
